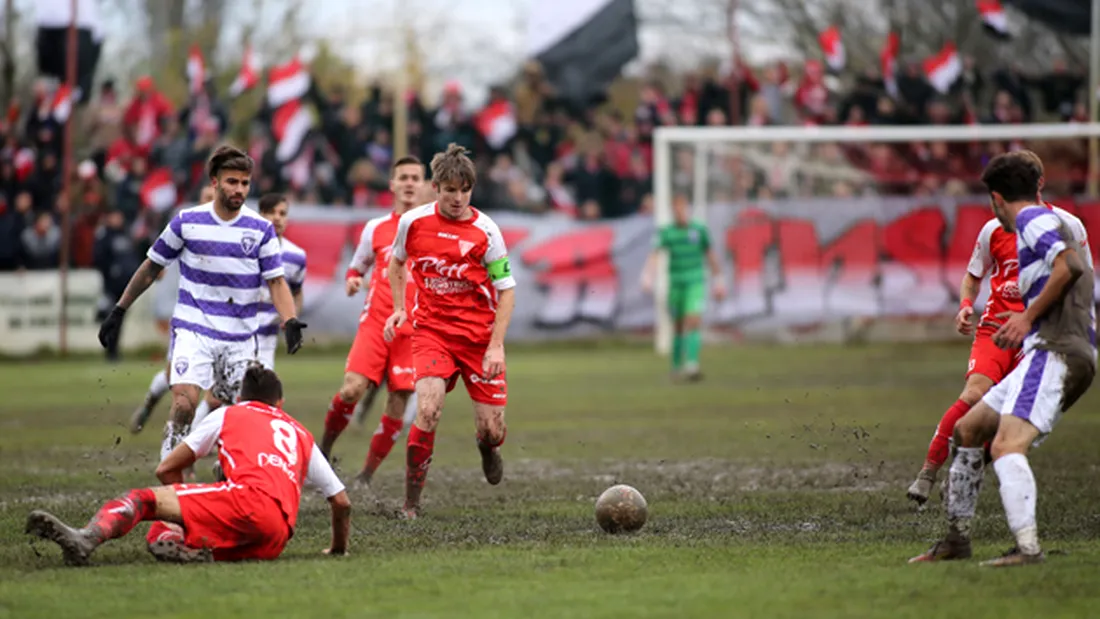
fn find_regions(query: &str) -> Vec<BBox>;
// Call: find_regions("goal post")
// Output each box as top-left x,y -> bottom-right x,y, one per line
651,122 -> 1100,354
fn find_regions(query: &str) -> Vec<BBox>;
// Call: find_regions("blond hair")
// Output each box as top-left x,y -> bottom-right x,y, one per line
430,143 -> 477,191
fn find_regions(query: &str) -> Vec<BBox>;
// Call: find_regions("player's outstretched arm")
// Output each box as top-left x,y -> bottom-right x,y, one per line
155,443 -> 198,485
325,491 -> 352,556
98,258 -> 164,350
306,444 -> 350,555
956,273 -> 982,335
117,258 -> 164,310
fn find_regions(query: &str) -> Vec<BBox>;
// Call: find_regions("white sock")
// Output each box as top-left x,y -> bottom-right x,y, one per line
993,453 -> 1040,554
403,392 -> 419,427
192,399 -> 212,428
160,420 -> 188,461
148,370 -> 170,399
947,447 -> 985,537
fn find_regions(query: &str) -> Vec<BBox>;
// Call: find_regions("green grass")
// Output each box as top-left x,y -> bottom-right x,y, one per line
2,342 -> 1100,618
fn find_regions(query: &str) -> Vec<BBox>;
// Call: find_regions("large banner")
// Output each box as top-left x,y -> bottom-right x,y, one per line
8,197 -> 1100,356
283,197 -> 1100,343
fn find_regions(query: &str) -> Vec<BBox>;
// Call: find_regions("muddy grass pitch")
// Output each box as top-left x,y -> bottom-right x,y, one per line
2,342 -> 1099,618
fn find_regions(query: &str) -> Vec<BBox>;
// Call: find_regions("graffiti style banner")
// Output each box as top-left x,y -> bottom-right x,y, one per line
277,197 -> 1100,342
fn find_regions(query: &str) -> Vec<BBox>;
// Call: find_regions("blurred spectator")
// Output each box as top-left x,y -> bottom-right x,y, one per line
94,209 -> 139,361
21,211 -> 60,270
1,45 -> 1097,277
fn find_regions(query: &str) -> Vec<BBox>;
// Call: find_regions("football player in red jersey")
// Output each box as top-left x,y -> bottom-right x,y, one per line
319,157 -> 426,486
384,144 -> 516,518
25,364 -> 351,565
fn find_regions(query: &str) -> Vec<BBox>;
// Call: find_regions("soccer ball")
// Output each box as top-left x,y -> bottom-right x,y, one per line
594,484 -> 647,534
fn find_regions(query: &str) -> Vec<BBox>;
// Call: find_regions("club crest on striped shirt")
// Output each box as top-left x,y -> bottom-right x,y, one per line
240,233 -> 258,255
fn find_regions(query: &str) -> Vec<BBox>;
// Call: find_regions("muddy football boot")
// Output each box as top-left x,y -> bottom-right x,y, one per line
129,395 -> 160,434
907,467 -> 937,506
25,510 -> 98,566
908,530 -> 972,563
478,440 -> 504,485
980,546 -> 1045,568
147,538 -> 214,564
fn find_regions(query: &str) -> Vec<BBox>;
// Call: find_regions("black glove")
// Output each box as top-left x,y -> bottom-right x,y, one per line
98,306 -> 126,350
284,317 -> 307,354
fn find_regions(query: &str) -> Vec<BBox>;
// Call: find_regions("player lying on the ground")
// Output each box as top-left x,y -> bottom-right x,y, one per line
320,157 -> 426,484
384,144 -> 516,519
26,364 -> 351,566
641,194 -> 725,381
906,152 -> 1090,505
98,146 -> 307,465
910,152 -> 1096,567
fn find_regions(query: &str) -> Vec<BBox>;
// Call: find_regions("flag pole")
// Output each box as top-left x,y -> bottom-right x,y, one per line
58,0 -> 78,355
393,26 -> 409,161
1088,0 -> 1100,197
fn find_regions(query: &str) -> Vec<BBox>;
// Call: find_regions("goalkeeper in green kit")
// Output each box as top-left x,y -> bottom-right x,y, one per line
641,195 -> 726,381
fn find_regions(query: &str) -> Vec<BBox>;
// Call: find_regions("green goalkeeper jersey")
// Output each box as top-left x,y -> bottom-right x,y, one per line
655,222 -> 711,287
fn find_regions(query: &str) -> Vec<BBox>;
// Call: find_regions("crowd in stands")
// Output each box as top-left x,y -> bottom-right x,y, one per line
0,52 -> 1092,274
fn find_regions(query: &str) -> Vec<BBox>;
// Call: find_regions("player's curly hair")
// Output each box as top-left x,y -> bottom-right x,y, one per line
239,362 -> 283,406
980,151 -> 1042,203
430,143 -> 477,191
207,144 -> 254,179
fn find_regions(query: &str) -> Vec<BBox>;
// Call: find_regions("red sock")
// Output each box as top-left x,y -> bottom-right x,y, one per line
324,394 -> 356,438
926,399 -> 973,469
87,488 -> 157,543
363,415 -> 404,475
406,425 -> 436,494
477,427 -> 507,449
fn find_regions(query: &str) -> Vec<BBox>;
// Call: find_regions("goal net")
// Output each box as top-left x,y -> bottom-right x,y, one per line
651,123 -> 1100,354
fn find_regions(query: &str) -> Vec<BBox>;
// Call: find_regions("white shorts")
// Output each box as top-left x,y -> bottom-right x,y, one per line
981,348 -> 1087,445
169,328 -> 259,402
257,334 -> 278,370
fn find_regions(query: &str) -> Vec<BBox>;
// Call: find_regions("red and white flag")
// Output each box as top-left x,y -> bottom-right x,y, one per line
51,83 -> 72,123
818,26 -> 845,72
272,99 -> 313,162
13,147 -> 35,181
187,45 -> 205,96
228,45 -> 260,98
924,42 -> 962,94
978,0 -> 1010,39
476,99 -> 517,150
266,56 -> 311,109
140,167 -> 178,214
880,31 -> 900,98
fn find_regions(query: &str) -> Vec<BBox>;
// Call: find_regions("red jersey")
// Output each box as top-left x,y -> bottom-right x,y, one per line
347,211 -> 415,327
182,401 -> 345,529
392,202 -> 516,344
968,218 -> 1022,335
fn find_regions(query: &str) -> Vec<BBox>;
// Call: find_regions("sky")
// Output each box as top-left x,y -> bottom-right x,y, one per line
10,0 -> 791,105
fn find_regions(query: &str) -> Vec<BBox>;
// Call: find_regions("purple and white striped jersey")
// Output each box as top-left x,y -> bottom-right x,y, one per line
1015,205 -> 1096,357
256,237 -> 307,337
147,202 -> 285,342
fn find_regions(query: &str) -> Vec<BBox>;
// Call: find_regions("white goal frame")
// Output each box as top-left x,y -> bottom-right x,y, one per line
651,122 -> 1100,354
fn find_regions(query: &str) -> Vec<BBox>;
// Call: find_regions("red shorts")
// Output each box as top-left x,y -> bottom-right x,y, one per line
345,313 -> 415,392
966,333 -> 1020,383
173,482 -> 290,562
413,327 -> 507,406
